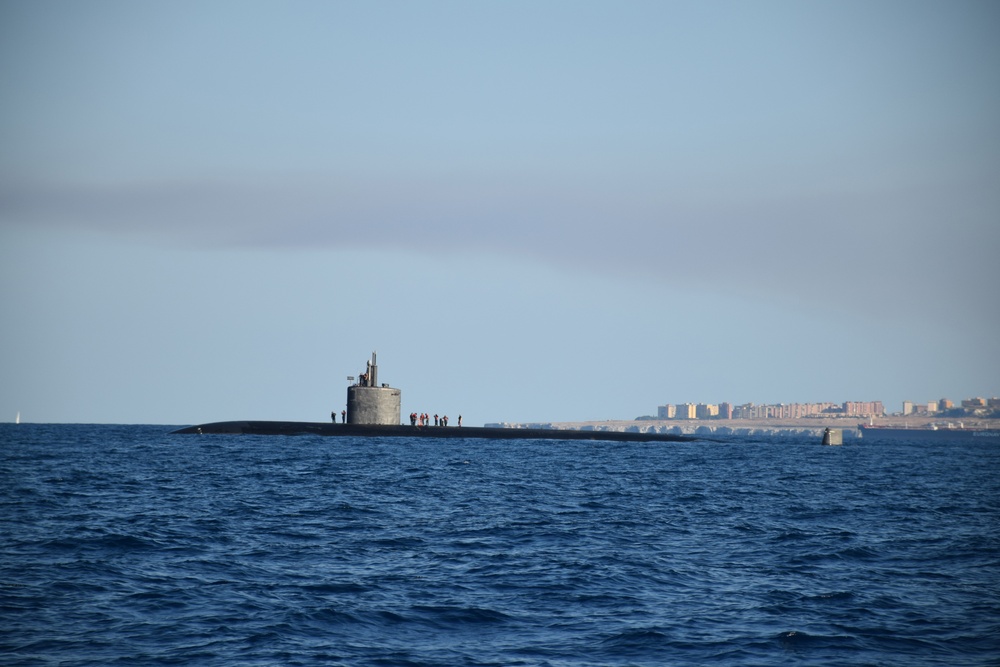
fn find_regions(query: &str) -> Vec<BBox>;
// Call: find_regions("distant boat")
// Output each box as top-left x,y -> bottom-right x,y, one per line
15,411 -> 19,424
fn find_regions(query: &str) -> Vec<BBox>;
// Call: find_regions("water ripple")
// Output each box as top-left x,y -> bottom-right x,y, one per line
1,425 -> 998,666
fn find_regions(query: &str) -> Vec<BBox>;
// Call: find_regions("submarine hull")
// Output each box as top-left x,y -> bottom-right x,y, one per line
171,421 -> 696,442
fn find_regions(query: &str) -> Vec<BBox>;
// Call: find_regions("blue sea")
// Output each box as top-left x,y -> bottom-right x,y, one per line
2,425 -> 998,666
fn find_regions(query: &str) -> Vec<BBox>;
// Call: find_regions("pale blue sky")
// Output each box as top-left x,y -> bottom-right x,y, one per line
2,1 -> 998,424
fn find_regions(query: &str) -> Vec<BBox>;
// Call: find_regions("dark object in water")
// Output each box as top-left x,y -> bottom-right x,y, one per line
171,421 -> 696,442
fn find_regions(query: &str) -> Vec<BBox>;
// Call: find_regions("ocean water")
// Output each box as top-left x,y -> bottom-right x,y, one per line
2,425 -> 998,666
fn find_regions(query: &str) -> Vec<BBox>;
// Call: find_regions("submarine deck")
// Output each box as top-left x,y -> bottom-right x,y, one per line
171,421 -> 697,442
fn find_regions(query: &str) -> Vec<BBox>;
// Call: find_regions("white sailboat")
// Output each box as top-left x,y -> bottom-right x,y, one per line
15,411 -> 20,424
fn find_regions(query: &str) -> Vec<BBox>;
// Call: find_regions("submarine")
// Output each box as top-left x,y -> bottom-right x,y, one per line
172,352 -> 696,443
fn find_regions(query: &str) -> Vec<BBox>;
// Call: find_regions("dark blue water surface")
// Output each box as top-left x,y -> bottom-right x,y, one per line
2,424 -> 998,666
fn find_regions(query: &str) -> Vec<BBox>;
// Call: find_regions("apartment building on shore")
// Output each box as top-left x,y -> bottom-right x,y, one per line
657,400 -> 885,420
657,396 -> 999,420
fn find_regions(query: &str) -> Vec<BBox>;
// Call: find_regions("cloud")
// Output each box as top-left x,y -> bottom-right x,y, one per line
3,166 -> 997,333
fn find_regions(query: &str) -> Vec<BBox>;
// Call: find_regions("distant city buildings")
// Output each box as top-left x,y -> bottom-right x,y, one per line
695,403 -> 719,419
677,403 -> 697,420
655,400 -> 884,420
903,397 -> 998,417
655,397 -> 999,420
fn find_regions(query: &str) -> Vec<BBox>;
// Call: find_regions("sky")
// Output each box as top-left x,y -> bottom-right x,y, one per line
1,0 -> 998,425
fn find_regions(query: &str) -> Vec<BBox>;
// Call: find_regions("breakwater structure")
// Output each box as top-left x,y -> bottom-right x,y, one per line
171,353 -> 696,443
488,420 -> 864,441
